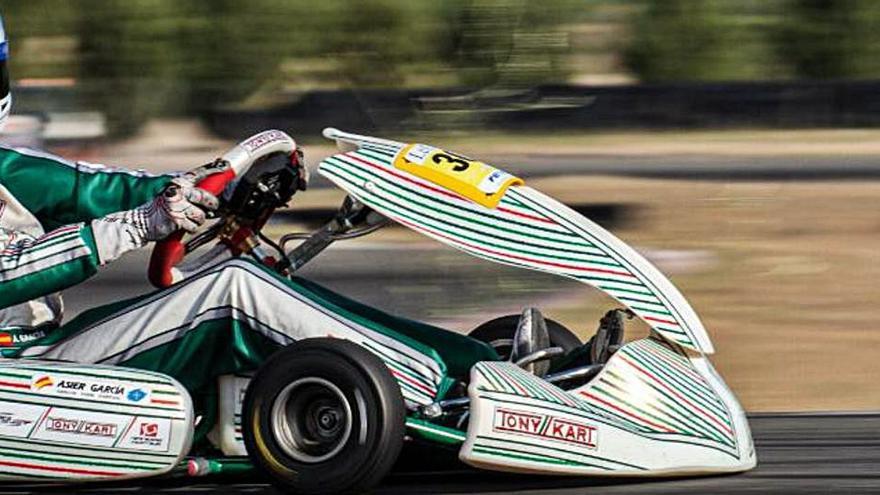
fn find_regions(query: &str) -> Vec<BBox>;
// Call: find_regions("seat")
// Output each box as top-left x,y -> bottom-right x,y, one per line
589,309 -> 629,364
510,307 -> 553,376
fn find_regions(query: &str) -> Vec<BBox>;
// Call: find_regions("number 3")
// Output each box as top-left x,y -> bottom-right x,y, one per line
432,153 -> 470,172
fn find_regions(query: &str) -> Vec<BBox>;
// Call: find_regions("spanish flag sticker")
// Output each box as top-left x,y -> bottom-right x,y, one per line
34,376 -> 53,390
0,333 -> 11,347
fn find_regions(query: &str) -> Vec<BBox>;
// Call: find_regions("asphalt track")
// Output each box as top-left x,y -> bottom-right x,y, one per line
1,413 -> 877,494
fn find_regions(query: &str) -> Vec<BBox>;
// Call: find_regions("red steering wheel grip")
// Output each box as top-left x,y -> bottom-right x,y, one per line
148,168 -> 237,288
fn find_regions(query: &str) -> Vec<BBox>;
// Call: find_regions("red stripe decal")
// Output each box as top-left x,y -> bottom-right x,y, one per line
394,216 -> 635,278
618,355 -> 733,435
0,381 -> 30,390
578,391 -> 675,433
0,459 -> 123,477
390,370 -> 434,396
643,316 -> 680,327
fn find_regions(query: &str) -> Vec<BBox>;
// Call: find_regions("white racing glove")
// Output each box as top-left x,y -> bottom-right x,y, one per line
140,171 -> 221,241
91,162 -> 225,265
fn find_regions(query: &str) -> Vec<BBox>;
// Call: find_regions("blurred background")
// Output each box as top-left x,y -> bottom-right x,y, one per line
3,0 -> 880,413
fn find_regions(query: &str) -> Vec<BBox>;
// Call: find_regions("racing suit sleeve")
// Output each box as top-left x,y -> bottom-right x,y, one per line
0,147 -> 170,230
0,147 -> 172,309
0,224 -> 100,309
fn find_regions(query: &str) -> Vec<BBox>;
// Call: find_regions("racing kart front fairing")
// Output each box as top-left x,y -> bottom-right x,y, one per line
315,128 -> 755,475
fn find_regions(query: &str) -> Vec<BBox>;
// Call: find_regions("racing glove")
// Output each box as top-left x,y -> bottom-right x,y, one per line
90,162 -> 225,265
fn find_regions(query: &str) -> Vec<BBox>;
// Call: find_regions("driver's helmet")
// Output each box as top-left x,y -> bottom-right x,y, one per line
0,13 -> 9,129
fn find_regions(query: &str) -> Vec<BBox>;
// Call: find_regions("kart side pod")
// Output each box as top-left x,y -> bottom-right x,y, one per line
0,361 -> 193,482
460,337 -> 756,476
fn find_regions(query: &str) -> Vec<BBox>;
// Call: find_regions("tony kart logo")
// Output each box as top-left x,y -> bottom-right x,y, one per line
493,408 -> 598,449
46,416 -> 118,437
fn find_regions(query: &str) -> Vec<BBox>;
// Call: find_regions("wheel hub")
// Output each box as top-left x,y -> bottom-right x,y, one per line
270,377 -> 353,463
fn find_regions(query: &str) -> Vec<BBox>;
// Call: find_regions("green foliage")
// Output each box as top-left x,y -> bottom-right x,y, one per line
1,0 -> 577,135
3,0 -> 79,78
624,0 -> 782,82
776,0 -> 880,79
442,0 -> 577,87
75,0 -> 186,135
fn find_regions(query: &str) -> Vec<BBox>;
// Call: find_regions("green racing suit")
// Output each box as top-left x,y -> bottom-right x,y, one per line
0,146 -> 168,337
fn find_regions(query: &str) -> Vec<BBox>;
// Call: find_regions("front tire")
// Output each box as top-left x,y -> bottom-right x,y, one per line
242,338 -> 405,495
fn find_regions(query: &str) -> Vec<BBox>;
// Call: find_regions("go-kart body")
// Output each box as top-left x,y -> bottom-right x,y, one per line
0,362 -> 193,480
0,128 -> 755,485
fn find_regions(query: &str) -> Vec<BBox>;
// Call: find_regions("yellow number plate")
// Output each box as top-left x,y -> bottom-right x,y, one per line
393,143 -> 523,208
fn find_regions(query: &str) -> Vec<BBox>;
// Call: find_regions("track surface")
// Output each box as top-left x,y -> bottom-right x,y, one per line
2,413 -> 877,494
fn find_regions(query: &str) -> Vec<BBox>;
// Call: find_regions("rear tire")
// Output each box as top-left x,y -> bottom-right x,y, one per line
242,338 -> 405,495
469,314 -> 581,360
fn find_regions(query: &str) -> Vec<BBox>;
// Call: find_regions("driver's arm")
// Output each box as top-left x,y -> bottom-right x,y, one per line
0,149 -> 219,310
0,147 -> 171,230
0,224 -> 101,309
0,148 -> 170,309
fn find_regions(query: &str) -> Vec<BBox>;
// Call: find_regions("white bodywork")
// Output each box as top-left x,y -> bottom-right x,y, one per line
460,338 -> 755,474
320,128 -> 713,353
319,128 -> 756,476
0,362 -> 193,481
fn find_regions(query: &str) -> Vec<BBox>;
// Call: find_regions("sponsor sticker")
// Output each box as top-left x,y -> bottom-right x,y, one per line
403,143 -> 436,165
241,130 -> 288,154
0,403 -> 47,439
0,329 -> 48,347
393,143 -> 523,209
31,373 -> 148,403
46,417 -> 118,437
493,407 -> 598,449
0,412 -> 33,427
118,417 -> 172,452
31,407 -> 130,447
33,375 -> 53,390
127,388 -> 148,402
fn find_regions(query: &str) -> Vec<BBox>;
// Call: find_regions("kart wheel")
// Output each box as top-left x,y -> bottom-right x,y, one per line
242,338 -> 405,495
468,314 -> 581,360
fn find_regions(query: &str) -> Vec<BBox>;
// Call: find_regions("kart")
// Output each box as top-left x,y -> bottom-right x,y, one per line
0,128 -> 756,494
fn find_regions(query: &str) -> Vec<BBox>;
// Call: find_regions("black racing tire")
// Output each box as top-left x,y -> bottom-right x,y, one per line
468,314 -> 582,360
242,338 -> 405,495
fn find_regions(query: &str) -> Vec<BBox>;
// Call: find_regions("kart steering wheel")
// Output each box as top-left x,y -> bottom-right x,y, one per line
148,130 -> 298,288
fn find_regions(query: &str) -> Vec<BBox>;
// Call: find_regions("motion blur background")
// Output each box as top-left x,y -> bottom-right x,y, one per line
4,0 -> 880,412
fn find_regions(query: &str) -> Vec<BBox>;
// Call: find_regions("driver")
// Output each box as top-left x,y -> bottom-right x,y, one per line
0,11 -> 221,340
0,12 -> 442,414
